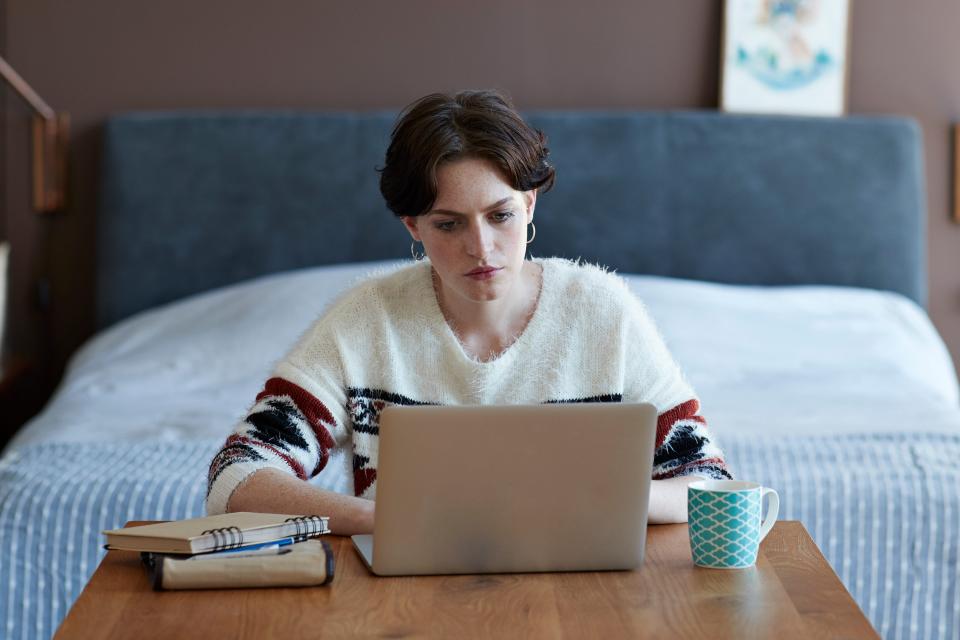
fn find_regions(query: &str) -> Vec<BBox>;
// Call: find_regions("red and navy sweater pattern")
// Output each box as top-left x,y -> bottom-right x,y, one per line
207,379 -> 731,501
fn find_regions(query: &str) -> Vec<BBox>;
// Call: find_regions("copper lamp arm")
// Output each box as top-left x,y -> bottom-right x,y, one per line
0,54 -> 68,212
0,55 -> 55,120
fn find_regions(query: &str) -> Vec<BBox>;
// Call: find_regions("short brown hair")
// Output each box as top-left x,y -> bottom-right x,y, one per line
379,90 -> 556,217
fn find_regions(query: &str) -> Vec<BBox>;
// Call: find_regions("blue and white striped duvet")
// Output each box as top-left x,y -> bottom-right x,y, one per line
3,266 -> 959,639
1,433 -> 957,640
0,441 -> 216,640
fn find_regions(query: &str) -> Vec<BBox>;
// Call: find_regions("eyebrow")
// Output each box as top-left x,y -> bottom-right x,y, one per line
427,197 -> 513,217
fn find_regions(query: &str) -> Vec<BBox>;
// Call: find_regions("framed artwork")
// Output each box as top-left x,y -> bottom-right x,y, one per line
720,0 -> 851,116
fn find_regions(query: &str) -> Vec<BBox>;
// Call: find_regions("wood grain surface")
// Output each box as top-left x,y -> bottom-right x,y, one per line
55,521 -> 879,639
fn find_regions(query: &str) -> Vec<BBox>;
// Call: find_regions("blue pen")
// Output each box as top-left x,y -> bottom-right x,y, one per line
189,537 -> 295,561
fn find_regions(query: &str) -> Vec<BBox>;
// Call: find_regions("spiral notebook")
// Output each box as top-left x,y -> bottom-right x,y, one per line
103,512 -> 329,554
141,539 -> 336,590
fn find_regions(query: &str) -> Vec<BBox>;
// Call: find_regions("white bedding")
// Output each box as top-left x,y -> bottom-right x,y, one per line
9,260 -> 959,451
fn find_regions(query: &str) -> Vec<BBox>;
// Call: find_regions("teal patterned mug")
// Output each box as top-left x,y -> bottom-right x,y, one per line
688,480 -> 779,569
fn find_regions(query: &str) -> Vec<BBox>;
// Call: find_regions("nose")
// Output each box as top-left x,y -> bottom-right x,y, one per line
464,220 -> 494,258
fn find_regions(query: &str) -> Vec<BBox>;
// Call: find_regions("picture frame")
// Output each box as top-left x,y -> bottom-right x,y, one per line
720,0 -> 851,117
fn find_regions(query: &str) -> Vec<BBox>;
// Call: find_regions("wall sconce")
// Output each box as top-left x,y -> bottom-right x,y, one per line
0,55 -> 69,212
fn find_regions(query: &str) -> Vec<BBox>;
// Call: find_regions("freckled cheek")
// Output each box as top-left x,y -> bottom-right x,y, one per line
429,244 -> 457,266
505,227 -> 527,255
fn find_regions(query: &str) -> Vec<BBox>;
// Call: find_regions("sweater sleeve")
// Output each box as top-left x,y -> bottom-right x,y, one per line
621,291 -> 732,481
651,398 -> 731,480
205,322 -> 350,515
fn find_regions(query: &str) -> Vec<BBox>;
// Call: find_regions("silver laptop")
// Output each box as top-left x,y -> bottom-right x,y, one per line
351,402 -> 657,576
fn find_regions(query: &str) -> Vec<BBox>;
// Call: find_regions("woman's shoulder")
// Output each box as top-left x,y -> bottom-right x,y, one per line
540,257 -> 636,307
538,257 -> 655,334
308,261 -> 430,332
278,261 -> 430,374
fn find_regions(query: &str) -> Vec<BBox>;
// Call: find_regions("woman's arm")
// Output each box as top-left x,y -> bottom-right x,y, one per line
230,470 -> 695,530
647,475 -> 704,524
226,467 -> 375,535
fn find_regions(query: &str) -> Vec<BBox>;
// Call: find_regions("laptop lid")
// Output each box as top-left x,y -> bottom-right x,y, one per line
354,402 -> 657,576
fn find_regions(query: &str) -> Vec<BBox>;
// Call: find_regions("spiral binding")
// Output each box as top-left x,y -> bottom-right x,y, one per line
284,515 -> 326,542
196,517 -> 325,551
200,526 -> 244,551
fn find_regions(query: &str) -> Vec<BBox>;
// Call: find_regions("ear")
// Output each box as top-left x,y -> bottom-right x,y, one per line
524,190 -> 537,224
400,216 -> 422,242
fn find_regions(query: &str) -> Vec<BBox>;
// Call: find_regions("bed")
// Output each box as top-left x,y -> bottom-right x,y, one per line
2,110 -> 958,640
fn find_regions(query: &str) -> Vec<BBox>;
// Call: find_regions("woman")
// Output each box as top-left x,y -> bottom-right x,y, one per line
206,90 -> 730,534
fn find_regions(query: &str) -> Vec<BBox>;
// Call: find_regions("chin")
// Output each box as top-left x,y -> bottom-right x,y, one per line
470,291 -> 503,303
462,284 -> 506,303
457,273 -> 515,301
437,262 -> 524,302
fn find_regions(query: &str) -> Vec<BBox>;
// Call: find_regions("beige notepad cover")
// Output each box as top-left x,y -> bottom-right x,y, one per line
145,539 -> 335,590
103,512 -> 329,554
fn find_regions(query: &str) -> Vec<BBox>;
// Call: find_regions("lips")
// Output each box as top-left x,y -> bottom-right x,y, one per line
465,266 -> 501,276
464,266 -> 503,280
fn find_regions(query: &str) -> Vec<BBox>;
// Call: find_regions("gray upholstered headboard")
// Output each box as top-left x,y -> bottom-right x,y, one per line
98,110 -> 926,328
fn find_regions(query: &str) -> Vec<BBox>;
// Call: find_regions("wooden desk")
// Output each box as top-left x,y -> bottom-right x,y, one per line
55,521 -> 878,639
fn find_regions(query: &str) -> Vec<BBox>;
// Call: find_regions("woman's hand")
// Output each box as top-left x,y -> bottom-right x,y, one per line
647,475 -> 705,524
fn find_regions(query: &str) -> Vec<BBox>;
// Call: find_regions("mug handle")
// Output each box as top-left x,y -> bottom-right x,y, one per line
758,488 -> 780,542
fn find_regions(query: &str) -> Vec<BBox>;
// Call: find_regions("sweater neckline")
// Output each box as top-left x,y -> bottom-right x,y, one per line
421,258 -> 552,367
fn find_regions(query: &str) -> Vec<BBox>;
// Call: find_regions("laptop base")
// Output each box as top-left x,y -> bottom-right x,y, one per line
351,534 -> 375,572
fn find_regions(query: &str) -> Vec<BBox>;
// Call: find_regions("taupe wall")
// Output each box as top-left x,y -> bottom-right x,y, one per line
4,1 -> 960,401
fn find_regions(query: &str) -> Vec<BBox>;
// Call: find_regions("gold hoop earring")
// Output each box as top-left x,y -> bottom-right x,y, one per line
526,222 -> 536,244
410,240 -> 425,261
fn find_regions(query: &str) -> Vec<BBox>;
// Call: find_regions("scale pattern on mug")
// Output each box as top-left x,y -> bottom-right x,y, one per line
689,492 -> 761,568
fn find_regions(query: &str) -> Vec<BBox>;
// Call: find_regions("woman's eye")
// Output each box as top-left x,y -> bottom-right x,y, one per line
434,220 -> 457,232
492,211 -> 514,223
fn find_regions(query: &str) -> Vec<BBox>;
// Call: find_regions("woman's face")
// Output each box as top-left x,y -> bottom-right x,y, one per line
402,157 -> 536,305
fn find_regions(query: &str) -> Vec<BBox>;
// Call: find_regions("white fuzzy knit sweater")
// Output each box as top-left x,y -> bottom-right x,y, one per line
206,258 -> 730,515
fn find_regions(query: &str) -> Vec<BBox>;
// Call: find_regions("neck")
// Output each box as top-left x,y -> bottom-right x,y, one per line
434,261 -> 542,359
